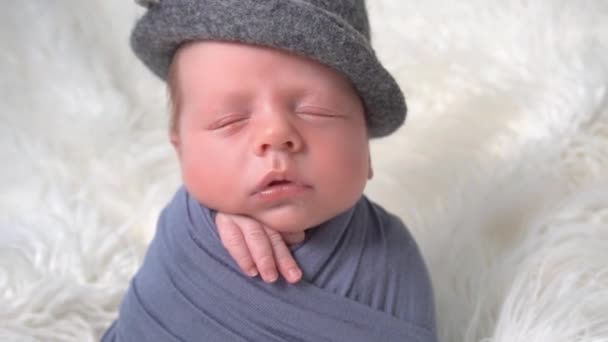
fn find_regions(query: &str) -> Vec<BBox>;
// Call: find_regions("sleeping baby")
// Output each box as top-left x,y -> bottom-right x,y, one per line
102,0 -> 437,341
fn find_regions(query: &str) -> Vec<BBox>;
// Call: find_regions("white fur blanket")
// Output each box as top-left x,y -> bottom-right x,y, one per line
1,1 -> 607,341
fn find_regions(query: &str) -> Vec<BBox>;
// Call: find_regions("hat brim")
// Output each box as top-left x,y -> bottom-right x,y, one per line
131,0 -> 406,137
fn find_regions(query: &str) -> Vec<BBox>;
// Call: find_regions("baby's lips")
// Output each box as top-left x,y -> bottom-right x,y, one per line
252,169 -> 305,194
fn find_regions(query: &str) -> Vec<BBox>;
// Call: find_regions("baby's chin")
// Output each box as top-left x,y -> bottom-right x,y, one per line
250,205 -> 334,233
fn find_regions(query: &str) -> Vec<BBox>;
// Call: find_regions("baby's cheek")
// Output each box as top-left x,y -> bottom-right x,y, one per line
181,158 -> 208,198
322,136 -> 368,178
181,150 -> 253,214
180,155 -> 222,205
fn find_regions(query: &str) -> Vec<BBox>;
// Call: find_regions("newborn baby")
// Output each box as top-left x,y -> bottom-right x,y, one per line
103,0 -> 437,341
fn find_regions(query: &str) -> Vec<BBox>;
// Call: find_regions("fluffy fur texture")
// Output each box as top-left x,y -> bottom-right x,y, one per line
1,1 -> 606,341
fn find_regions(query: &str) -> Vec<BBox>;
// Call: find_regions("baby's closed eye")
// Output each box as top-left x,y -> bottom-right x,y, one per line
207,113 -> 250,130
296,105 -> 346,120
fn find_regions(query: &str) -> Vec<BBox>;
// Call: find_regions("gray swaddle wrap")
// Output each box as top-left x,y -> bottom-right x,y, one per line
102,187 -> 437,341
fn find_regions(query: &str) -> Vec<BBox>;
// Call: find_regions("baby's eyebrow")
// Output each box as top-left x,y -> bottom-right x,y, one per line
188,92 -> 252,114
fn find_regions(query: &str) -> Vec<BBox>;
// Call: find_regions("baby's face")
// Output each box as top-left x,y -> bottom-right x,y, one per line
171,41 -> 370,233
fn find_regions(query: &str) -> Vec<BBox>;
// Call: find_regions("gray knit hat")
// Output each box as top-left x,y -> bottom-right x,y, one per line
131,0 -> 407,137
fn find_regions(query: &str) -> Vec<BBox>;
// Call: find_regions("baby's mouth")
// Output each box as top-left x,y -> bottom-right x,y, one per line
266,180 -> 293,188
252,171 -> 312,200
259,179 -> 302,194
255,171 -> 295,193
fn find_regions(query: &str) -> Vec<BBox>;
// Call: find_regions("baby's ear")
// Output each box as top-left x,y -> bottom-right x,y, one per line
170,130 -> 181,157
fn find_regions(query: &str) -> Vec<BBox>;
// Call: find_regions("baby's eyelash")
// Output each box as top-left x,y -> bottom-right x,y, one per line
296,106 -> 343,118
208,114 -> 249,130
299,112 -> 337,117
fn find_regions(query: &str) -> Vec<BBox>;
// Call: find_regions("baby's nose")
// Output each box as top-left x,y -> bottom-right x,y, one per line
253,115 -> 303,156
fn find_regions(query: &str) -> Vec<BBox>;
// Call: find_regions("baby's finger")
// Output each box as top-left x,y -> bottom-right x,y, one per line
232,217 -> 279,283
265,228 -> 302,284
215,214 -> 258,277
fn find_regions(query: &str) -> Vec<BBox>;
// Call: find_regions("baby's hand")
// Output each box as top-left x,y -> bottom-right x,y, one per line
215,213 -> 304,284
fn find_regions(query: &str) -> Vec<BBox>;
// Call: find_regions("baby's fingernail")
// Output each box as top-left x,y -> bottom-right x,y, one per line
247,268 -> 258,277
264,271 -> 278,283
288,268 -> 301,281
